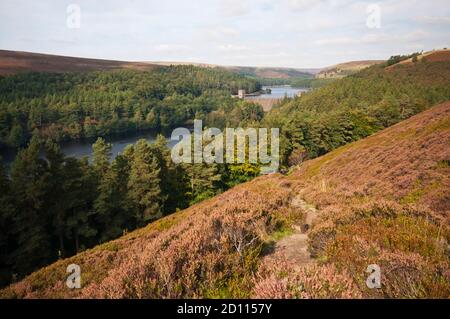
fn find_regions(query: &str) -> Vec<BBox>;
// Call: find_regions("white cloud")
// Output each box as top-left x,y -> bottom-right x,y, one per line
219,0 -> 251,17
287,0 -> 319,11
217,44 -> 249,51
315,30 -> 428,46
315,37 -> 356,45
154,44 -> 190,53
0,0 -> 448,68
205,26 -> 240,40
416,15 -> 450,24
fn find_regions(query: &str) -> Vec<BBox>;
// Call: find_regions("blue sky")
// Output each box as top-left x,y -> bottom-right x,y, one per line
0,0 -> 449,68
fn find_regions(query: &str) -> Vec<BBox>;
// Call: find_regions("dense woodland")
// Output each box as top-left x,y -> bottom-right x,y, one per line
0,65 -> 266,287
0,54 -> 449,288
0,66 -> 260,148
0,134 -> 263,287
264,58 -> 450,166
248,76 -> 334,89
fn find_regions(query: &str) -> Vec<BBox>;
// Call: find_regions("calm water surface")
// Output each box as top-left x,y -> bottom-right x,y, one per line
247,85 -> 308,99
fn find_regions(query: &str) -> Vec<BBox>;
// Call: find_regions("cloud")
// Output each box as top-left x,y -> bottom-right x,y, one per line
315,30 -> 428,46
0,0 -> 448,68
219,0 -> 251,17
217,44 -> 249,51
315,37 -> 355,45
153,44 -> 190,53
287,0 -> 318,11
416,15 -> 450,24
205,26 -> 240,40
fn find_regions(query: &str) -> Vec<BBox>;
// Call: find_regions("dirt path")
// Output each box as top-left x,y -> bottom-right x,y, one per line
268,196 -> 318,268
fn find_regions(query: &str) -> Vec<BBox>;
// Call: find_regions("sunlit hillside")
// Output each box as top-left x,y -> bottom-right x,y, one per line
2,100 -> 448,299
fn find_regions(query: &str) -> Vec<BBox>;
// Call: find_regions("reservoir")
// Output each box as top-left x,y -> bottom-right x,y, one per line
247,85 -> 308,99
1,85 -> 307,166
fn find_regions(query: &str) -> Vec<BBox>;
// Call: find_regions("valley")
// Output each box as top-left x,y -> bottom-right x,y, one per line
2,100 -> 448,299
0,48 -> 448,298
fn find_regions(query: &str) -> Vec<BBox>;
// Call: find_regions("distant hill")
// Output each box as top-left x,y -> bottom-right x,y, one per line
316,60 -> 383,79
385,49 -> 450,70
2,100 -> 449,299
0,50 -> 320,78
225,66 -> 319,79
0,50 -> 160,75
149,61 -> 320,78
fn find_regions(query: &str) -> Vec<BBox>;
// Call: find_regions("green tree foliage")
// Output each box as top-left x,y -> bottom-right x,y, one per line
185,163 -> 222,205
62,157 -> 97,253
44,140 -> 67,256
9,136 -> 51,276
94,154 -> 131,242
385,52 -> 421,66
0,160 -> 13,287
92,137 -> 112,177
265,58 -> 450,166
127,139 -> 164,225
0,66 -> 260,148
151,135 -> 189,213
0,66 -> 265,288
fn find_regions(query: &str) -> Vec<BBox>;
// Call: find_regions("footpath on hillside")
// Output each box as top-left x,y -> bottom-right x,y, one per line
265,195 -> 318,269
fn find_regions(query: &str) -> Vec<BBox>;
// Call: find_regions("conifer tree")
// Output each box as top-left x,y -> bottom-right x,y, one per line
128,139 -> 164,226
184,162 -> 221,204
44,140 -> 66,256
92,137 -> 112,178
10,136 -> 51,276
64,157 -> 97,253
151,134 -> 189,213
0,160 -> 13,286
94,154 -> 131,242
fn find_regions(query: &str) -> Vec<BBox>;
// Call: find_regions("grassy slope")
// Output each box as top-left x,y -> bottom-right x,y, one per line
2,101 -> 449,299
316,60 -> 384,78
385,49 -> 450,70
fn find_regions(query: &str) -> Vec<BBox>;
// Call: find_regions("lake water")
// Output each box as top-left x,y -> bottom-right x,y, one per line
247,85 -> 308,99
0,131 -> 179,167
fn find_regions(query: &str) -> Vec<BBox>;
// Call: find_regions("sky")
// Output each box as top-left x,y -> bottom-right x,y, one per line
0,0 -> 449,68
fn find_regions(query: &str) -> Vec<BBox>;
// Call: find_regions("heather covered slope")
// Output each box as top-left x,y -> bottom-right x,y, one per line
2,102 -> 449,299
288,101 -> 450,216
258,101 -> 450,298
0,50 -> 159,75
